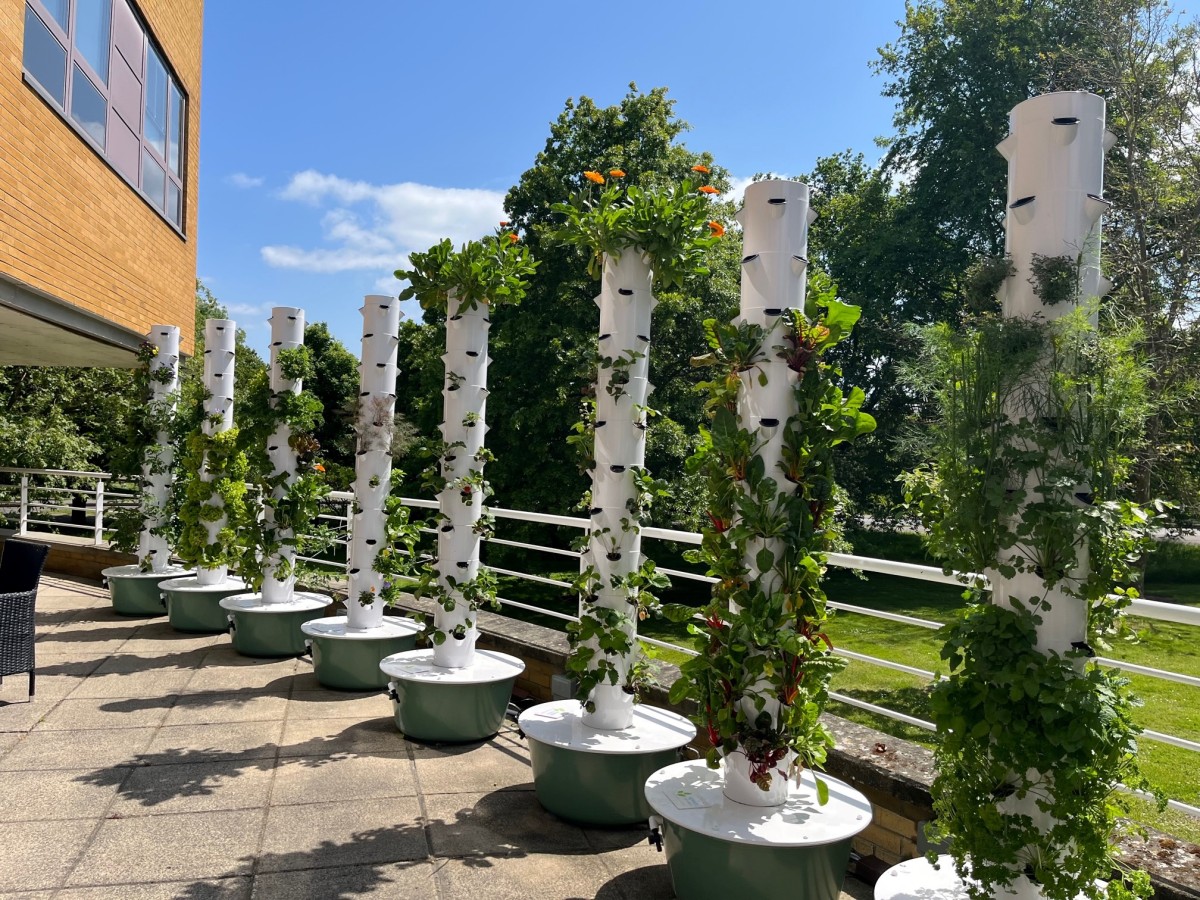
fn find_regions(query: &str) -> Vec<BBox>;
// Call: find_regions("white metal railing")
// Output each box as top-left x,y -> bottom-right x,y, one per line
2,465 -> 1196,816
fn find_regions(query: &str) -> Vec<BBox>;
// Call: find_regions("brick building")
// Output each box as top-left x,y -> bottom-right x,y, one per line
0,0 -> 202,365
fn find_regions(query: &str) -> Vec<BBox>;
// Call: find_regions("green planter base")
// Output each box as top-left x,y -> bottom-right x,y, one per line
302,617 -> 422,691
645,761 -> 872,900
220,593 -> 329,658
102,565 -> 192,617
162,577 -> 247,633
381,649 -> 524,742
519,701 -> 697,825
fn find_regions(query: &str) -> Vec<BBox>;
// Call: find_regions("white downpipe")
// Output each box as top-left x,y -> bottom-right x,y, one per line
346,296 -> 401,630
198,319 -> 236,586
138,324 -> 180,573
261,307 -> 305,605
433,292 -> 490,668
582,250 -> 655,730
724,179 -> 816,805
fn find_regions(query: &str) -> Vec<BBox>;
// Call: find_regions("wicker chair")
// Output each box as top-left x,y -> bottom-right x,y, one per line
0,539 -> 50,698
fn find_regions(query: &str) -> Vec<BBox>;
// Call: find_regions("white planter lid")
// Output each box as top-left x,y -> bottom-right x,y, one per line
298,614 -> 419,637
874,855 -> 1098,900
644,759 -> 871,848
218,592 -> 330,613
102,564 -> 193,579
160,575 -> 247,594
519,699 -> 695,755
380,648 -> 524,685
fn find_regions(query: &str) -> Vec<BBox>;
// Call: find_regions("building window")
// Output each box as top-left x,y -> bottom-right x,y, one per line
21,0 -> 187,232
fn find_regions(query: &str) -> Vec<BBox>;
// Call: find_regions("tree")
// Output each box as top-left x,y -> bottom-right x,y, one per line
302,322 -> 360,488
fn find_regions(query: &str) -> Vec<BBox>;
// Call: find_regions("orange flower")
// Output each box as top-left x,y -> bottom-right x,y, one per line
508,233 -> 519,244
708,220 -> 726,237
609,168 -> 626,178
313,463 -> 325,473
698,185 -> 718,195
499,220 -> 509,226
692,164 -> 710,174
584,171 -> 605,184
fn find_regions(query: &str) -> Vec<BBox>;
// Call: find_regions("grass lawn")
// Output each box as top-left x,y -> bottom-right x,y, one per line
490,530 -> 1200,844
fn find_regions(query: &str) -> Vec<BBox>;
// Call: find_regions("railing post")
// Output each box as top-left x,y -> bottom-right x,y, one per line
19,474 -> 28,534
94,478 -> 105,546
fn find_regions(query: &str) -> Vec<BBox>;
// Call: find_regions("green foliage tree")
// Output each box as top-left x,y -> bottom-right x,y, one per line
302,321 -> 360,488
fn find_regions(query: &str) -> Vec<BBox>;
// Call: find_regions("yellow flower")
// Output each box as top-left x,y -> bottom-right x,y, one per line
708,220 -> 726,237
692,164 -> 710,174
609,168 -> 626,178
584,171 -> 605,184
698,185 -> 718,195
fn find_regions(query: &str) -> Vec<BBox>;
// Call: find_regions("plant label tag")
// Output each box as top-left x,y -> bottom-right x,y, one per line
669,790 -> 715,810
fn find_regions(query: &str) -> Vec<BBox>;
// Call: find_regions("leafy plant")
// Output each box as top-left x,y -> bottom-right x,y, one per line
395,228 -> 537,313
177,424 -> 249,572
962,255 -> 1015,313
549,169 -> 723,290
1029,253 -> 1081,306
667,285 -> 876,792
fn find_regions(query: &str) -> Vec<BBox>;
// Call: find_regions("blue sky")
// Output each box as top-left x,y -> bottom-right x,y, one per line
207,1 -> 1197,353
195,1 -> 911,350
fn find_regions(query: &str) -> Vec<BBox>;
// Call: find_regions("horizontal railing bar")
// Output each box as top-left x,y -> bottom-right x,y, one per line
642,525 -> 701,544
836,649 -> 938,680
486,537 -> 579,559
641,634 -> 696,656
656,566 -> 717,585
22,519 -> 93,532
487,567 -> 572,589
487,505 -> 587,530
494,596 -> 578,623
1120,785 -> 1200,819
0,466 -> 107,477
1140,729 -> 1200,753
1127,597 -> 1200,627
829,692 -> 936,731
828,601 -> 944,630
1094,657 -> 1200,689
828,552 -> 971,586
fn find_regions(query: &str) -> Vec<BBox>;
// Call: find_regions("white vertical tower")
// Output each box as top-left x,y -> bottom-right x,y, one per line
197,318 -> 236,586
261,307 -> 306,604
138,324 -> 180,573
725,179 -> 817,806
581,250 -> 655,729
433,292 -> 491,668
993,91 -> 1112,654
346,295 -> 401,631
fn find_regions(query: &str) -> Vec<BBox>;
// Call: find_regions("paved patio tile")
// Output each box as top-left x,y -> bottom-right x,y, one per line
32,695 -> 176,731
143,721 -> 284,763
66,808 -> 265,885
287,689 -> 393,720
0,699 -> 60,732
0,726 -> 157,770
423,789 -> 590,858
55,879 -> 251,900
0,818 -> 96,891
278,715 -> 403,757
107,758 -> 276,815
182,649 -> 299,694
68,668 -> 196,699
252,862 -> 437,899
0,768 -> 125,822
93,648 -> 207,674
163,690 -> 289,726
258,797 -> 428,872
435,852 -> 616,900
410,731 -> 533,795
270,751 -> 416,806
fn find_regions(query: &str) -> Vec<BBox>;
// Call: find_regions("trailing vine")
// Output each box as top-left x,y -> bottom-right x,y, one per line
665,282 -> 875,791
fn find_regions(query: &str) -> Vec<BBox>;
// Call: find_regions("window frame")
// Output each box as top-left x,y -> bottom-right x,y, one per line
20,0 -> 189,237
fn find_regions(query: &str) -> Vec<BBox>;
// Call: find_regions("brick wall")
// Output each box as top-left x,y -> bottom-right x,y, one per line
0,0 -> 202,352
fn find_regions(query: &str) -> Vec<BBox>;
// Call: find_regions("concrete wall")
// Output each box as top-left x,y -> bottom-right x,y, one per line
0,0 -> 202,353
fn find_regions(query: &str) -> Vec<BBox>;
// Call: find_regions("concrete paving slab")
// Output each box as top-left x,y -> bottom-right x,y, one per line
143,721 -> 284,763
410,733 -> 533,795
0,731 -> 22,756
93,649 -> 207,674
0,725 -> 157,770
107,758 -> 276,815
423,789 -> 591,858
270,751 -> 416,806
287,689 -> 393,720
251,862 -> 437,899
278,716 -> 402,758
54,879 -> 251,900
258,797 -> 428,872
68,667 -> 195,699
436,852 -> 616,900
66,808 -> 265,885
0,818 -> 96,891
0,699 -> 60,732
32,695 -> 176,731
0,768 -> 124,822
163,691 -> 289,726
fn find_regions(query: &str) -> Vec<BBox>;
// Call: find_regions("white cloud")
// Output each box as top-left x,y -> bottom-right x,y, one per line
227,172 -> 264,189
724,175 -> 758,204
263,170 -> 505,276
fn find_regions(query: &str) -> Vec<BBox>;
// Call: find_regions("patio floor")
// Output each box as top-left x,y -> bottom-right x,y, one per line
0,574 -> 873,899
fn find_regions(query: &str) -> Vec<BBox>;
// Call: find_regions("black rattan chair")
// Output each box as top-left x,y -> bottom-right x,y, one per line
0,539 -> 50,698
